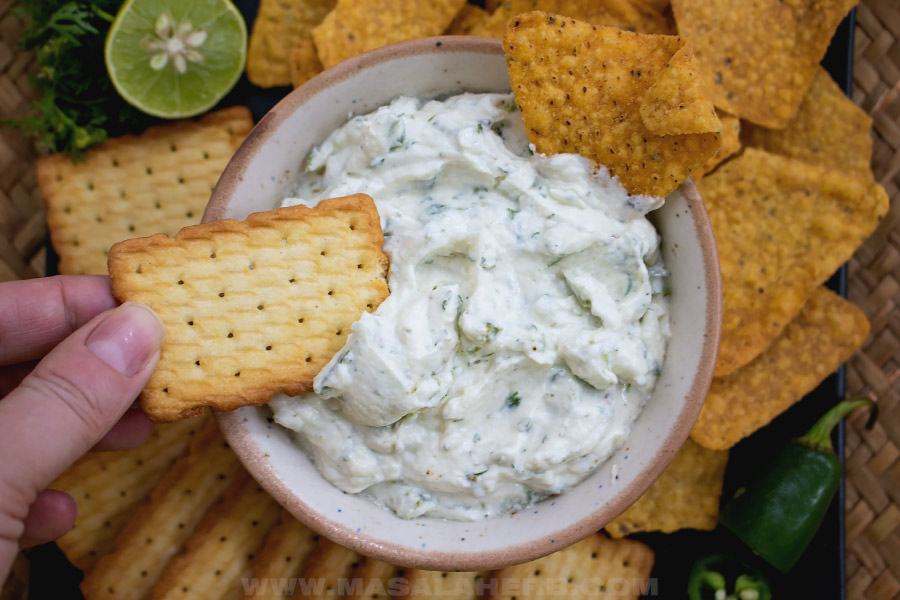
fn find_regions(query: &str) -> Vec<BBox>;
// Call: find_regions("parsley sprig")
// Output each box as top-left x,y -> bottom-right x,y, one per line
7,0 -> 155,157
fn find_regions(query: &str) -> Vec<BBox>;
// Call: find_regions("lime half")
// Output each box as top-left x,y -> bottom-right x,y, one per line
105,0 -> 247,119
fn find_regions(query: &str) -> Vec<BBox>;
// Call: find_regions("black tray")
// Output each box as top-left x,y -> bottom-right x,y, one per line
28,4 -> 856,598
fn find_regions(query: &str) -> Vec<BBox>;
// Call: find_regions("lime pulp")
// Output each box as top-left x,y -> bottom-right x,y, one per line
105,0 -> 247,119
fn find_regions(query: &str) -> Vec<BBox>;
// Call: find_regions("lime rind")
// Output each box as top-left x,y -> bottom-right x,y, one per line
105,0 -> 247,119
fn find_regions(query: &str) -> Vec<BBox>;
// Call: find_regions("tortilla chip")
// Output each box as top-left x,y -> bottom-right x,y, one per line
605,439 -> 728,537
695,111 -> 739,177
504,12 -> 721,197
671,0 -> 856,128
700,148 -> 887,376
693,287 -> 870,450
473,0 -> 669,39
639,45 -> 720,135
633,0 -> 670,13
313,0 -> 467,68
746,67 -> 874,180
487,532 -> 654,599
247,0 -> 335,88
290,40 -> 325,88
446,4 -> 490,35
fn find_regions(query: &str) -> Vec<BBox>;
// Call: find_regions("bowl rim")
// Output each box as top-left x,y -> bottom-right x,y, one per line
209,35 -> 722,570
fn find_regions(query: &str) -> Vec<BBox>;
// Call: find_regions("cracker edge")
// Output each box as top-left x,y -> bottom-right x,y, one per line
108,193 -> 389,422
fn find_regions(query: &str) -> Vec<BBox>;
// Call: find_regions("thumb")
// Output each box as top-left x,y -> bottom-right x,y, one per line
0,302 -> 164,507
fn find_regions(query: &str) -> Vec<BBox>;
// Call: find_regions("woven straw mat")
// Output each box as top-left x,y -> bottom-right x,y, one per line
0,1 -> 899,598
846,2 -> 900,599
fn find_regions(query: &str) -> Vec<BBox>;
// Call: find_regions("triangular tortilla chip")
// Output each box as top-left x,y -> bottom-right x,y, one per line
504,11 -> 722,197
699,148 -> 887,376
746,67 -> 874,181
606,439 -> 728,536
693,287 -> 870,449
672,0 -> 856,128
473,0 -> 669,38
640,45 -> 720,135
695,110 -> 740,177
313,0 -> 466,68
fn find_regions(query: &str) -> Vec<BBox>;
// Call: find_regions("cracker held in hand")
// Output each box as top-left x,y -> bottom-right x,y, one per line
692,287 -> 869,450
313,0 -> 466,68
746,67 -> 874,181
700,148 -> 887,376
606,439 -> 728,537
504,12 -> 721,198
487,532 -> 654,599
108,194 -> 390,422
247,0 -> 334,87
37,107 -> 253,276
671,0 -> 856,128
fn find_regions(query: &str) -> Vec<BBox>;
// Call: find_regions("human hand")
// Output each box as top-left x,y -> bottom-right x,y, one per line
0,275 -> 165,584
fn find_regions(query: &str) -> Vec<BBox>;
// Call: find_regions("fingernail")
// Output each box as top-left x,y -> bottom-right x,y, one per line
86,303 -> 165,376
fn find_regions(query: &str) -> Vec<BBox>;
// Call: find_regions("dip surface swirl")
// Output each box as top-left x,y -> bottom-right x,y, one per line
272,93 -> 670,520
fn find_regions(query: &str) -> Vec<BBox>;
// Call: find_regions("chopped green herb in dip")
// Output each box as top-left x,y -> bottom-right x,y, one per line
271,93 -> 670,521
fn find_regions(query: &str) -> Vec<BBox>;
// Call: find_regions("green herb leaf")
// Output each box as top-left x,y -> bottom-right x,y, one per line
4,0 -> 155,158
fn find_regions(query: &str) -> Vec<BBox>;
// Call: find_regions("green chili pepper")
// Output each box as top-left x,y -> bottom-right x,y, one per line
687,554 -> 771,600
720,398 -> 877,572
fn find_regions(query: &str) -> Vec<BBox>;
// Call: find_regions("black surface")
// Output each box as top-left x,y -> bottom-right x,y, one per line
29,4 -> 857,599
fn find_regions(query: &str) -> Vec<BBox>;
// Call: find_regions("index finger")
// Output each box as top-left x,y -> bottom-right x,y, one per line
0,275 -> 117,366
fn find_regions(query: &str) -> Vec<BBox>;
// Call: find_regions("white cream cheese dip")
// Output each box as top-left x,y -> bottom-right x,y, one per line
271,92 -> 670,521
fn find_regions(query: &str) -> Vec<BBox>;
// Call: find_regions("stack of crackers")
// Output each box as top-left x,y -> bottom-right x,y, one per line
52,417 -> 658,599
28,0 -> 888,597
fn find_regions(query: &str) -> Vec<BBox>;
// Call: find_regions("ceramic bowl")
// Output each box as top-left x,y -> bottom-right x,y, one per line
208,36 -> 721,571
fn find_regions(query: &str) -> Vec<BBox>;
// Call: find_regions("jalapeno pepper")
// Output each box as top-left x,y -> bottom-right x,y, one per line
688,554 -> 771,600
720,398 -> 877,572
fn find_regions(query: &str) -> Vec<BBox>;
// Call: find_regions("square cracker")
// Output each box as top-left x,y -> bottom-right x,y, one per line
247,0 -> 335,88
472,0 -> 670,38
403,569 -> 485,600
487,532 -> 654,599
692,287 -> 870,450
51,415 -> 207,570
746,67 -> 874,181
671,0 -> 856,128
37,107 -> 253,276
108,194 -> 390,422
504,12 -> 721,198
699,148 -> 887,376
605,438 -> 728,537
312,0 -> 467,69
250,510 -> 319,583
150,469 -> 281,599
